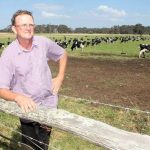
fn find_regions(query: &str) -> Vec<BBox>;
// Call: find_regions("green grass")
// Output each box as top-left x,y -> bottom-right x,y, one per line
0,96 -> 150,150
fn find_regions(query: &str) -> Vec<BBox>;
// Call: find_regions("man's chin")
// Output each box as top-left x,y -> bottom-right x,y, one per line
23,35 -> 33,40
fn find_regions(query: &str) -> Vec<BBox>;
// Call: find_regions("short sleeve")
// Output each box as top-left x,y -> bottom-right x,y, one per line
46,39 -> 65,61
0,50 -> 14,89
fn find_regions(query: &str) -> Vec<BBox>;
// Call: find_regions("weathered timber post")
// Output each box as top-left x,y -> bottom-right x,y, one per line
0,98 -> 150,150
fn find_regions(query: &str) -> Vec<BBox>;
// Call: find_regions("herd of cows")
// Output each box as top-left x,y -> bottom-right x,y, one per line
0,36 -> 150,58
54,35 -> 150,58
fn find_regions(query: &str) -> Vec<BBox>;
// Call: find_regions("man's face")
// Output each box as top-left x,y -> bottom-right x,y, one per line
12,14 -> 35,40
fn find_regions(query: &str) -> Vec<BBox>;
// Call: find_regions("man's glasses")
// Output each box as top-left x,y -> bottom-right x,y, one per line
15,24 -> 35,29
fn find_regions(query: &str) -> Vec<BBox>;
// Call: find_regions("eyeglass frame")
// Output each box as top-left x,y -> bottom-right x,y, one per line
14,23 -> 35,29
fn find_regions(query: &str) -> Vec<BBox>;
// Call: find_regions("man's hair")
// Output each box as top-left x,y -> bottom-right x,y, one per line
11,10 -> 33,26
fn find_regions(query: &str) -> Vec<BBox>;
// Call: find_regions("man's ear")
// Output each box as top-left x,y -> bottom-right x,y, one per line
11,26 -> 17,34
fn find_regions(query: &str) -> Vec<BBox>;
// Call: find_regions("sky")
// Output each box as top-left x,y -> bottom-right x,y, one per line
0,0 -> 150,29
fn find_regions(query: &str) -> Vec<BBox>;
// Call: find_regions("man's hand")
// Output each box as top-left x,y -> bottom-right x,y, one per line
14,95 -> 37,113
52,51 -> 67,95
52,76 -> 63,95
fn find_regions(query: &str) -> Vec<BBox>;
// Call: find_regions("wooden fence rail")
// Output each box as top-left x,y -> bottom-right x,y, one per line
0,98 -> 150,150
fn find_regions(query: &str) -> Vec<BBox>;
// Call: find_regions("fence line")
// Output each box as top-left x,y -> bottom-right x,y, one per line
60,95 -> 150,114
0,131 -> 36,150
0,122 -> 60,150
0,98 -> 150,150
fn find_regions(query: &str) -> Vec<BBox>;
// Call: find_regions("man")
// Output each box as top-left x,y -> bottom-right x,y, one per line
0,10 -> 67,150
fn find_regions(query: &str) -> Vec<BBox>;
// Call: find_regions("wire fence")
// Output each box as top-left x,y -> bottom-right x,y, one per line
61,95 -> 150,114
0,122 -> 60,150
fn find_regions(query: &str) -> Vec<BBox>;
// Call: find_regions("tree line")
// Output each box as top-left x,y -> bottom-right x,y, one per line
0,24 -> 150,34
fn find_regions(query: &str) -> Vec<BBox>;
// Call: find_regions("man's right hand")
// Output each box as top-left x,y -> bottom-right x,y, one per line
14,95 -> 37,113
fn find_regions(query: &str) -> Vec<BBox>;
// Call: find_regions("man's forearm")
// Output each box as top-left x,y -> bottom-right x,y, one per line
57,51 -> 67,80
0,88 -> 18,102
0,88 -> 36,112
51,51 -> 67,95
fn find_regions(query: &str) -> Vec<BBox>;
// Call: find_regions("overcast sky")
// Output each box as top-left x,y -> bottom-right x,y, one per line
0,0 -> 150,29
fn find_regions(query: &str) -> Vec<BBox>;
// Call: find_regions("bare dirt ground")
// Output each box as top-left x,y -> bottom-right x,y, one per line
50,57 -> 150,111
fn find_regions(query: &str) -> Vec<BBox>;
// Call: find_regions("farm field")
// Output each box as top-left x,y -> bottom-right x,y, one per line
50,56 -> 150,111
0,33 -> 150,150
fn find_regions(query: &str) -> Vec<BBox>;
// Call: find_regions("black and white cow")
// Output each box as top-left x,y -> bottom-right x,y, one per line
55,39 -> 68,49
139,44 -> 150,58
0,43 -> 5,49
71,39 -> 85,51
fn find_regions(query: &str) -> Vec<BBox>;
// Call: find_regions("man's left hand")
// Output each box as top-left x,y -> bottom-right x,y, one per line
52,76 -> 63,95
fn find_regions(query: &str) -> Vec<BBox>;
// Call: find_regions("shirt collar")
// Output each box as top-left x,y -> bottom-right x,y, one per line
16,36 -> 38,55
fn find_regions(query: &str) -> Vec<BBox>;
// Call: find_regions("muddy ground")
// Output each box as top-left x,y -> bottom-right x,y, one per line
49,57 -> 150,111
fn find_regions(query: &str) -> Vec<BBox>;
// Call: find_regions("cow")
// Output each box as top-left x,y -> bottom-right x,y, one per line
55,39 -> 68,49
57,41 -> 68,49
139,44 -> 150,58
71,39 -> 85,51
0,43 -> 5,49
91,38 -> 101,46
7,38 -> 12,45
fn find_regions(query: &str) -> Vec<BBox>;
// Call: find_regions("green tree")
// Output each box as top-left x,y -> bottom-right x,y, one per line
57,25 -> 71,33
133,24 -> 144,35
